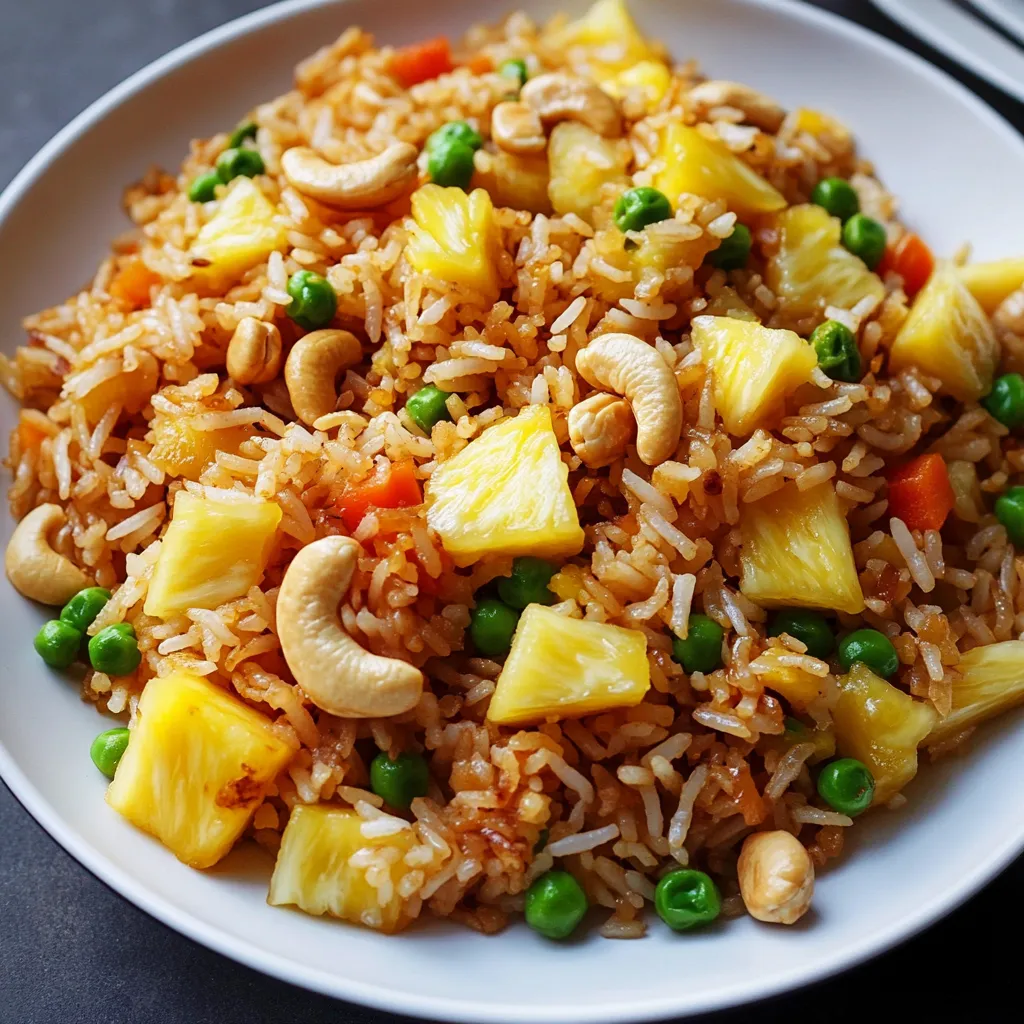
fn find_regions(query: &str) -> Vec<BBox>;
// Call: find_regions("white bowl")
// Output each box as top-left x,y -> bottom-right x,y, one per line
2,1 -> 1023,1020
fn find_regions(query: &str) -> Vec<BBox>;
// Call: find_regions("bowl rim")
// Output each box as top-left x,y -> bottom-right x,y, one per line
3,0 -> 1024,1020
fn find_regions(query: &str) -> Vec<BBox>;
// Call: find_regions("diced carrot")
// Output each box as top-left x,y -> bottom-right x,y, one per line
388,37 -> 454,88
887,453 -> 955,532
109,257 -> 161,309
465,53 -> 493,75
335,459 -> 423,531
17,418 -> 49,453
883,232 -> 934,298
728,765 -> 766,827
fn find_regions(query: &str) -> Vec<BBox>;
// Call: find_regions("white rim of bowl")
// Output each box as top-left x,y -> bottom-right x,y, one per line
2,0 -> 1024,1020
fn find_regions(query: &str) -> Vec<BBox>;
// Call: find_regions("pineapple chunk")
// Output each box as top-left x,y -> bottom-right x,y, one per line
766,204 -> 885,320
602,60 -> 672,110
191,178 -> 287,283
928,640 -> 1024,744
889,262 -> 998,401
144,491 -> 281,618
692,315 -> 817,436
475,151 -> 552,215
148,417 -> 253,481
487,605 -> 650,725
655,124 -> 785,216
833,662 -> 938,803
751,646 -> 824,709
552,0 -> 657,68
268,805 -> 417,933
425,405 -> 584,566
77,354 -> 160,425
106,670 -> 294,868
959,257 -> 1024,313
784,108 -> 853,153
547,122 -> 630,222
740,482 -> 865,614
406,184 -> 500,298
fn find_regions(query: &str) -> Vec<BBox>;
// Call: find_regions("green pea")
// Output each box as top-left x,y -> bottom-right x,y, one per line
524,870 -> 588,939
88,622 -> 141,677
983,373 -> 1024,430
654,868 -> 722,931
227,120 -> 258,149
427,121 -> 483,154
499,58 -> 529,88
837,628 -> 899,678
469,598 -> 520,658
817,757 -> 874,816
427,141 -> 477,189
60,587 -> 112,633
34,619 -> 83,670
706,224 -> 752,271
995,486 -> 1024,547
841,213 -> 886,270
810,176 -> 860,222
613,187 -> 673,233
671,614 -> 724,674
369,751 -> 431,809
810,319 -> 861,382
215,146 -> 265,183
406,384 -> 453,433
767,609 -> 835,660
286,271 -> 337,330
90,727 -> 131,780
497,557 -> 556,609
187,171 -> 221,203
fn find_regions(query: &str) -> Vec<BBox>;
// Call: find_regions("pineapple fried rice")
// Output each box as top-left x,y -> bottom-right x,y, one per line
6,0 -> 1024,940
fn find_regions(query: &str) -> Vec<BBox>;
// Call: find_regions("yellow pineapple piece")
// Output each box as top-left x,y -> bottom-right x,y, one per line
426,405 -> 583,566
547,122 -> 630,223
958,257 -> 1024,313
692,315 -> 817,436
655,124 -> 785,216
106,670 -> 294,868
144,490 -> 281,618
191,178 -> 287,283
268,805 -> 418,933
766,204 -> 885,320
148,417 -> 253,481
740,482 -> 865,614
833,662 -> 938,803
487,605 -> 650,725
928,641 -> 1024,744
475,151 -> 552,215
601,60 -> 672,111
406,184 -> 501,298
784,108 -> 852,153
76,353 -> 160,425
750,646 -> 824,709
551,0 -> 657,68
889,262 -> 998,401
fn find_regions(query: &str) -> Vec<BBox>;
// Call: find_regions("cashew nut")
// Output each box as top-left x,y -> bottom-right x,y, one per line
226,317 -> 283,385
521,72 -> 623,137
737,830 -> 814,925
490,101 -> 547,155
277,535 -> 424,717
5,503 -> 91,605
281,142 -> 419,208
688,80 -> 786,134
284,329 -> 362,426
568,393 -> 635,468
574,333 -> 682,466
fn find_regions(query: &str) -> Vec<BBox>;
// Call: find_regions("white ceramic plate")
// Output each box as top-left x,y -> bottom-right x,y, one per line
2,1 -> 1024,1020
871,0 -> 1024,103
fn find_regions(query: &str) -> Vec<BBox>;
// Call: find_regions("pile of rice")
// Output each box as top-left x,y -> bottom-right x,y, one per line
4,4 -> 1023,939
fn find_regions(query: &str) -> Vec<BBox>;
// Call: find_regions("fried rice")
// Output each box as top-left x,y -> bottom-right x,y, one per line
4,0 -> 1024,940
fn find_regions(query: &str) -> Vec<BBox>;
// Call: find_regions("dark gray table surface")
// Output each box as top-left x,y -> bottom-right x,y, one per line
2,1 -> 1022,1021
